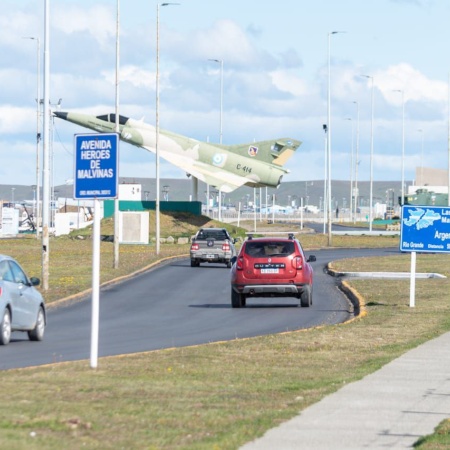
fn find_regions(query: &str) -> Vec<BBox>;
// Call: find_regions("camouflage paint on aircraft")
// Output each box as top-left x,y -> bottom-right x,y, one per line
54,111 -> 301,193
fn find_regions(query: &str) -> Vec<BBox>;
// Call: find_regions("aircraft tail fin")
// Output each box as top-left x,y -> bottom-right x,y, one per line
225,138 -> 301,167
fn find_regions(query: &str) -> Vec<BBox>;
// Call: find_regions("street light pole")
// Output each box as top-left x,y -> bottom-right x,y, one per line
448,73 -> 450,206
24,36 -> 41,238
322,124 -> 327,234
207,58 -> 223,221
353,100 -> 360,221
113,0 -> 120,268
345,117 -> 354,222
327,31 -> 344,245
208,58 -> 223,144
363,75 -> 374,233
394,89 -> 405,205
418,128 -> 424,185
42,0 -> 50,290
155,2 -> 179,254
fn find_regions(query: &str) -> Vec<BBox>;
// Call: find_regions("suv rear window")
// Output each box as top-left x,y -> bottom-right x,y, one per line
244,241 -> 295,257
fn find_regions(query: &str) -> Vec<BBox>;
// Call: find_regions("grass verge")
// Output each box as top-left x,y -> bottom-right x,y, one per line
0,214 -> 449,448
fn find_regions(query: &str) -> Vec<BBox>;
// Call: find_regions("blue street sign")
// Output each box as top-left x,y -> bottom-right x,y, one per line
400,205 -> 450,253
74,133 -> 119,199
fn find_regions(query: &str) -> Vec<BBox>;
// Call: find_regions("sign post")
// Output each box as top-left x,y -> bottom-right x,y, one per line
400,205 -> 450,307
74,133 -> 119,368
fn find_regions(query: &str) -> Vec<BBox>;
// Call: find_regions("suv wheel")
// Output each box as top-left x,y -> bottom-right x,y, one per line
231,290 -> 246,308
300,285 -> 312,308
190,260 -> 200,267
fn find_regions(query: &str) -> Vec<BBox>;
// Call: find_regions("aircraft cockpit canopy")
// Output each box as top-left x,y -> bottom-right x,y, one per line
96,113 -> 129,126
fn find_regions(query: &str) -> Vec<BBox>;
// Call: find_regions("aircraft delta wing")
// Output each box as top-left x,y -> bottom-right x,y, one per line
54,111 -> 301,193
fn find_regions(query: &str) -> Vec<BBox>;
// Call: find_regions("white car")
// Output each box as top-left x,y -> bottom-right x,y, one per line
0,255 -> 46,345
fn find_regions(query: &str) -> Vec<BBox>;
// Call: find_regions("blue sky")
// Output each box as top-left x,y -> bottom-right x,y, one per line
1,0 -> 450,188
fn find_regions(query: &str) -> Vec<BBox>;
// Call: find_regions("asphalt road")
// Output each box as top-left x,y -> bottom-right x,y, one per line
0,248 -> 397,370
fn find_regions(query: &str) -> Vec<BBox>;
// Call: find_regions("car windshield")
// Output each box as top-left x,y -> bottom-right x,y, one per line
196,230 -> 229,240
245,241 -> 295,257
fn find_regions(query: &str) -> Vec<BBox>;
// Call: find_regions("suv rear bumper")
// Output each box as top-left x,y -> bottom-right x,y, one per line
233,283 -> 307,297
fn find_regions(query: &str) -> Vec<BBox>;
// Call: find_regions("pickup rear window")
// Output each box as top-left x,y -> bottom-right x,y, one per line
196,231 -> 229,241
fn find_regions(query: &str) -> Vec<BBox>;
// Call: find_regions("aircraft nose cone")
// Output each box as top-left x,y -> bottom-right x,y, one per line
53,111 -> 68,120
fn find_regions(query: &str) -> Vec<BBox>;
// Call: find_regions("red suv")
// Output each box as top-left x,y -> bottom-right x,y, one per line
230,234 -> 316,308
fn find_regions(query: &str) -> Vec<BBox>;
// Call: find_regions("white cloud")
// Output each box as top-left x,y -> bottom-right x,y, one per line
52,4 -> 116,50
270,70 -> 309,97
375,63 -> 447,105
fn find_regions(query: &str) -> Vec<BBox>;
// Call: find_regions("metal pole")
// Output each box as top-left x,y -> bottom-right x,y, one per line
155,2 -> 178,253
90,198 -> 100,368
326,31 -> 344,244
36,38 -> 41,238
219,59 -> 223,145
113,0 -> 120,268
353,101 -> 360,221
448,73 -> 450,206
345,117 -> 354,222
393,88 -> 405,205
369,77 -> 374,233
24,36 -> 41,237
419,129 -> 424,186
156,3 -> 161,254
401,91 -> 405,205
42,0 -> 50,290
208,58 -> 224,144
327,32 -> 332,245
253,188 -> 256,232
363,75 -> 374,233
323,124 -> 327,234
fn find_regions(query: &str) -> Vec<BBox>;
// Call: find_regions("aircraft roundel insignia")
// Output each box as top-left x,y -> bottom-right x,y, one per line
212,153 -> 227,167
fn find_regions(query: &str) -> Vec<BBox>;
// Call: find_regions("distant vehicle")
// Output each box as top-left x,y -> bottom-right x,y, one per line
401,189 -> 448,207
230,234 -> 316,308
190,228 -> 237,268
0,255 -> 46,345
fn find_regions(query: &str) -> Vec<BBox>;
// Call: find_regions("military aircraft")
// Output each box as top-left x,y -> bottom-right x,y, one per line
54,111 -> 301,193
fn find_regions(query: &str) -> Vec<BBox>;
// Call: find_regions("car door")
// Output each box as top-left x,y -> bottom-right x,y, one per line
0,260 -> 26,327
8,261 -> 37,328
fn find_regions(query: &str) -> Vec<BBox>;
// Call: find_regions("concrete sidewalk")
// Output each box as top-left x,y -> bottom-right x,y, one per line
241,331 -> 450,449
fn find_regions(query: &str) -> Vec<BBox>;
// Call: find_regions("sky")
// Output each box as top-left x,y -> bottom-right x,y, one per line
2,0 -> 450,189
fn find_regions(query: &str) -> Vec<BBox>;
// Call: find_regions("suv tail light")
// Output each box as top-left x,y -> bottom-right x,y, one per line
236,256 -> 244,271
222,243 -> 230,251
292,256 -> 303,270
191,243 -> 199,251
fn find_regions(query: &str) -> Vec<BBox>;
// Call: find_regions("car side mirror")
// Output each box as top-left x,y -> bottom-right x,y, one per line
307,255 -> 316,263
29,277 -> 41,287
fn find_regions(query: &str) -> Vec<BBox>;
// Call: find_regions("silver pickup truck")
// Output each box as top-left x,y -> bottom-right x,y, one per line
190,228 -> 237,268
